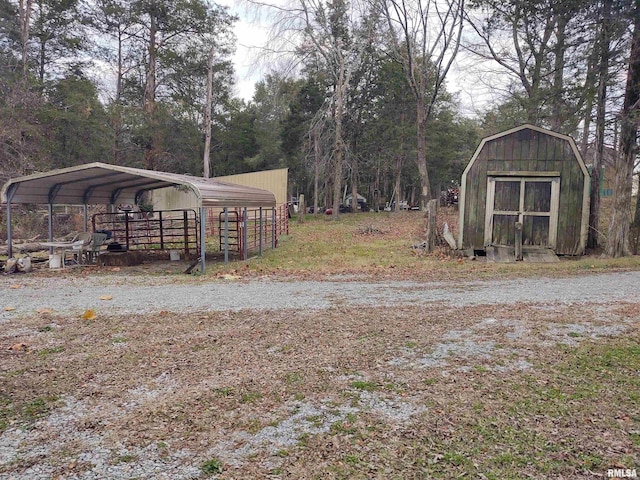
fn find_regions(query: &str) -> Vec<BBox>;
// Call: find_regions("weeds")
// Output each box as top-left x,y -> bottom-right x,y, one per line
201,458 -> 223,475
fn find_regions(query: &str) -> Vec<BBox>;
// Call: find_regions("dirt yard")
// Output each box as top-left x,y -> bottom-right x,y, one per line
0,267 -> 638,479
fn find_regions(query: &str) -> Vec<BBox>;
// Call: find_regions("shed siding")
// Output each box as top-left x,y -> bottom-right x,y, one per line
463,128 -> 586,255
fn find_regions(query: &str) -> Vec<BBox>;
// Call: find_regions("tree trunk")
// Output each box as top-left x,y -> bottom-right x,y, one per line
551,13 -> 567,131
588,0 -> 612,249
331,61 -> 347,217
313,126 -> 320,215
605,0 -> 640,257
112,28 -> 125,164
425,199 -> 438,252
416,99 -> 431,209
203,45 -> 215,179
19,0 -> 33,81
393,154 -> 403,212
143,14 -> 158,170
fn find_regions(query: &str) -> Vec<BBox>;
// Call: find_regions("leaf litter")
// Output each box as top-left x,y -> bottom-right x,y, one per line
0,286 -> 638,478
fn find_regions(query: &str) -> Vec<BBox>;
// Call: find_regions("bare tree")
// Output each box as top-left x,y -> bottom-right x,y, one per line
18,0 -> 33,81
376,0 -> 464,209
249,0 -> 377,215
588,0 -> 614,249
203,45 -> 215,178
466,0 -> 597,134
606,0 -> 640,257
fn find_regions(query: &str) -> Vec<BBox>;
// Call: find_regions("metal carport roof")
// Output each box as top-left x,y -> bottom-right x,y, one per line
1,163 -> 278,271
0,162 -> 276,208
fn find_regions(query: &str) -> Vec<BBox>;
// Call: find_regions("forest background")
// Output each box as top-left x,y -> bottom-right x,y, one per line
1,0 -> 639,254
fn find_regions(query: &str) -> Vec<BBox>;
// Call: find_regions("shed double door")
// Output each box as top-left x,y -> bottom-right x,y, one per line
484,177 -> 560,248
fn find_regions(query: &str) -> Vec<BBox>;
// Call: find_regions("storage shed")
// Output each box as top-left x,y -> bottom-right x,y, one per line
458,124 -> 590,256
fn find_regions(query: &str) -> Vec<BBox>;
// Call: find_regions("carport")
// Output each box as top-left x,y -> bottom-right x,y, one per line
1,162 -> 277,272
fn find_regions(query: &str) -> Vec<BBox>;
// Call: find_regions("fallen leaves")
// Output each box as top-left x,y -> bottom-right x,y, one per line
81,309 -> 96,321
4,306 -> 16,311
221,274 -> 241,280
99,295 -> 113,301
8,342 -> 28,351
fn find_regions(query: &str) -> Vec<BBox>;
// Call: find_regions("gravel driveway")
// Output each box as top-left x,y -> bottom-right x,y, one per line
2,270 -> 640,319
1,270 -> 638,479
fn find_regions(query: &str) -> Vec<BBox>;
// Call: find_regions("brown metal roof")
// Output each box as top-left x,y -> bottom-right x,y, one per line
1,162 -> 276,208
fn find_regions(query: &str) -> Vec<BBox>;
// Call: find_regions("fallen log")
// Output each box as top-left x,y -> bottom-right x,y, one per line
0,243 -> 50,256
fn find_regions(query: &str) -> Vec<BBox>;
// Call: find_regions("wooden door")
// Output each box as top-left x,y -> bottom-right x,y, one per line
485,177 -> 559,248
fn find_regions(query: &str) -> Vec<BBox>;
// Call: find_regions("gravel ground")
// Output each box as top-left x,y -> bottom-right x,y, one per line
2,270 -> 640,319
1,270 -> 638,479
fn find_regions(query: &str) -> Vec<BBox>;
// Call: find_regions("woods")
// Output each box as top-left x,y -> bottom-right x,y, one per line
0,0 -> 638,253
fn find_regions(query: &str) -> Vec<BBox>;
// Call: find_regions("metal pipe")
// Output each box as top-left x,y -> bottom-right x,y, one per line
5,185 -> 16,258
271,208 -> 276,249
224,207 -> 229,264
47,204 -> 54,254
259,207 -> 263,256
124,211 -> 130,250
243,207 -> 248,260
200,207 -> 206,274
6,201 -> 12,258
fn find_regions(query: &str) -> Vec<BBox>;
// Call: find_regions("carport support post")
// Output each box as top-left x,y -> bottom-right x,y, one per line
224,207 -> 229,264
243,207 -> 248,260
199,207 -> 207,274
271,208 -> 276,249
6,198 -> 12,258
83,204 -> 88,232
47,203 -> 54,253
259,207 -> 263,255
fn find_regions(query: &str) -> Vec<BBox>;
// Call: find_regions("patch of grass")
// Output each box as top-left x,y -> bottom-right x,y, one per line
37,346 -> 64,357
297,432 -> 311,447
305,415 -> 324,428
0,396 -> 14,432
116,454 -> 138,463
245,418 -> 264,434
204,210 -> 640,279
240,392 -> 262,404
343,453 -> 361,465
442,451 -> 471,467
0,395 -> 58,432
284,371 -> 303,384
350,380 -> 377,392
213,387 -> 233,397
330,420 -> 357,435
23,397 -> 52,419
201,457 -> 223,475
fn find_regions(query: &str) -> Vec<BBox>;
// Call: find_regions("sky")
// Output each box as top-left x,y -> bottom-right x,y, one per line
217,0 -> 271,102
218,0 -> 503,117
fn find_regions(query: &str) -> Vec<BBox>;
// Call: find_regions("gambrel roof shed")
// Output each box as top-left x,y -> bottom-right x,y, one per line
458,124 -> 590,256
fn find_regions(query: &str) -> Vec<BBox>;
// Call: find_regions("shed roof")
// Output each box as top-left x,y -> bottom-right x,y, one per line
462,124 -> 589,179
1,162 -> 276,208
